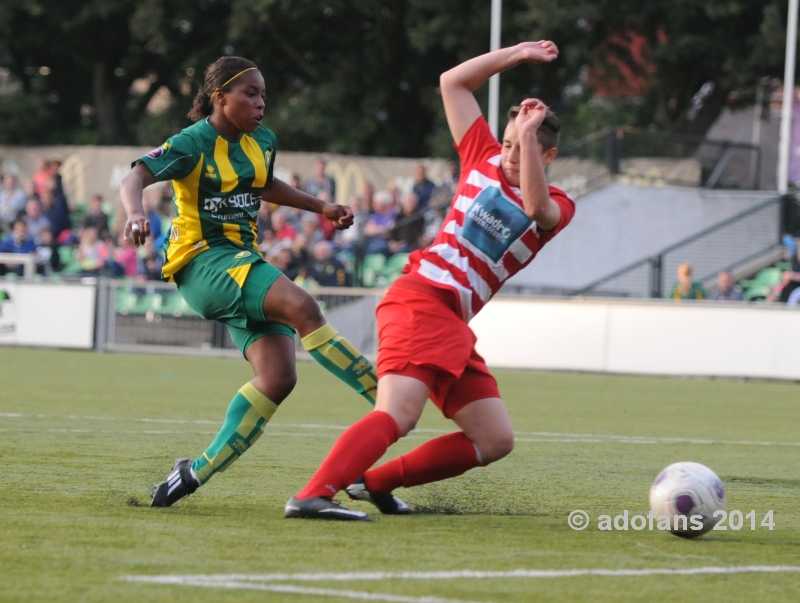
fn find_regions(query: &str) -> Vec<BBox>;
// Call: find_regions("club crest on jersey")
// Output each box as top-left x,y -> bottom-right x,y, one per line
205,164 -> 218,179
462,187 -> 531,263
234,251 -> 252,259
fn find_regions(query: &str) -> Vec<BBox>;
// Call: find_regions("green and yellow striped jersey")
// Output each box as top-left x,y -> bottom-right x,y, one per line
135,119 -> 277,281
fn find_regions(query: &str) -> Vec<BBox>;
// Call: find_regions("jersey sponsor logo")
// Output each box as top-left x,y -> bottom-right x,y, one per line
461,186 -> 531,263
265,149 -> 274,170
147,146 -> 164,159
352,358 -> 371,376
234,251 -> 252,259
203,193 -> 259,214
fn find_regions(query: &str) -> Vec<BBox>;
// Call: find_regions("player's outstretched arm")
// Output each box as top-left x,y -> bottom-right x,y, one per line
120,163 -> 155,247
440,41 -> 558,144
516,98 -> 561,230
263,178 -> 354,230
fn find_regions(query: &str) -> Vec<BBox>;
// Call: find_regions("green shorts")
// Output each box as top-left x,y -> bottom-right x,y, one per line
174,246 -> 295,355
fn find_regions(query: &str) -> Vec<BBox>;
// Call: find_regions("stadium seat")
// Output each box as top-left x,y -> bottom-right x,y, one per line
741,267 -> 782,291
58,246 -> 81,275
115,289 -> 140,315
743,285 -> 771,302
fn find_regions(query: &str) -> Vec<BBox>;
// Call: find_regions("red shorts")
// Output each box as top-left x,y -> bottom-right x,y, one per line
376,273 -> 500,419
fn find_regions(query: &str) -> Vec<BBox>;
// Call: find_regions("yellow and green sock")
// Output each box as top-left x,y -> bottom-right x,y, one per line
301,323 -> 377,406
191,382 -> 278,484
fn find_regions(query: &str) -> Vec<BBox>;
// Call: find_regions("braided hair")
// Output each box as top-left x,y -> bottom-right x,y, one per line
187,56 -> 258,122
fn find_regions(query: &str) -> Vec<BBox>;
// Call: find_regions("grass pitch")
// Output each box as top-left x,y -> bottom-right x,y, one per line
1,347 -> 799,602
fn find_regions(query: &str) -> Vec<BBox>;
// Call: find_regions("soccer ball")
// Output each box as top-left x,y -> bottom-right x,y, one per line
649,461 -> 725,538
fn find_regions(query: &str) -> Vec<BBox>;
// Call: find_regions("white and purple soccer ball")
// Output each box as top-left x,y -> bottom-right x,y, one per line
649,462 -> 726,538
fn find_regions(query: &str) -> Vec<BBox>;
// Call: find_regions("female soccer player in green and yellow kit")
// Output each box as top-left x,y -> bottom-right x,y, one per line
120,56 -> 377,507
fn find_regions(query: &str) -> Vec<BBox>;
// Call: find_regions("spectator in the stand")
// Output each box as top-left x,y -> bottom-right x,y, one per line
670,262 -> 707,300
269,247 -> 301,281
34,227 -> 62,275
113,232 -> 139,277
32,158 -> 51,197
309,240 -> 350,287
337,195 -> 370,251
48,160 -> 65,197
363,190 -> 397,256
258,229 -> 284,257
0,174 -> 27,231
385,180 -> 400,208
81,194 -> 110,240
290,233 -> 311,269
776,235 -> 800,303
39,186 -> 70,240
358,181 -> 375,214
76,227 -> 109,275
142,190 -> 163,245
0,219 -> 36,275
315,191 -> 337,240
300,212 -> 324,251
388,191 -> 425,254
138,239 -> 164,281
256,202 -> 273,242
442,159 -> 460,198
289,173 -> 302,190
304,158 -> 336,199
23,198 -> 51,243
412,164 -> 436,210
271,209 -> 296,242
711,270 -> 743,301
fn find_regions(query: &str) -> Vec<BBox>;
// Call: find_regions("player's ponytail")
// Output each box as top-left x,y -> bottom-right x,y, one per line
187,56 -> 258,122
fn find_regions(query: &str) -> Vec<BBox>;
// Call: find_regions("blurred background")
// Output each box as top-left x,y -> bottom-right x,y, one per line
1,0 -> 799,375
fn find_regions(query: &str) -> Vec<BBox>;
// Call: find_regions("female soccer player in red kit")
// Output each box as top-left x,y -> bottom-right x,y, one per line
286,40 -> 575,520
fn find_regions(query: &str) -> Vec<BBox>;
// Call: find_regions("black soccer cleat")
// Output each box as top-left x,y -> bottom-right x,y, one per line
345,477 -> 411,515
284,496 -> 370,521
150,458 -> 200,507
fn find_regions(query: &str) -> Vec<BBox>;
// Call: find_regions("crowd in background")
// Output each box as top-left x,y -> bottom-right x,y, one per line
0,157 -> 458,288
2,156 -> 800,303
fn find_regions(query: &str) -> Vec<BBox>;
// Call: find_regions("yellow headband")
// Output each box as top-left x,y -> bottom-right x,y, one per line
213,67 -> 258,96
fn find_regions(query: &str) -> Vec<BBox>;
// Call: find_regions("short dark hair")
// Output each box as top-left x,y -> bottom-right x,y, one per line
507,105 -> 560,151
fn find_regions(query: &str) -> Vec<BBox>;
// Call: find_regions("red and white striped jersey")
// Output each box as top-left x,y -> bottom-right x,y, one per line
406,116 -> 575,322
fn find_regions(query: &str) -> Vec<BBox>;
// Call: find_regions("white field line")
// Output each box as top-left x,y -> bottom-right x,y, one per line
2,413 -> 800,447
122,575 -> 488,603
124,565 -> 800,584
122,566 -> 800,602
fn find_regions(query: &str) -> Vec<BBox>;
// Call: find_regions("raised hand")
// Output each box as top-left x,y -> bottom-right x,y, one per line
516,40 -> 559,64
515,98 -> 549,136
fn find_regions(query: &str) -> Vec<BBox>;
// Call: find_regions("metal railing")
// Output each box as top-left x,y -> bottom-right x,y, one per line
95,279 -> 383,358
573,196 -> 783,298
0,253 -> 35,278
557,126 -> 763,192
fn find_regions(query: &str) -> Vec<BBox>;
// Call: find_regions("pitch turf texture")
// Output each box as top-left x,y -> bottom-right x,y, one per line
1,348 -> 799,602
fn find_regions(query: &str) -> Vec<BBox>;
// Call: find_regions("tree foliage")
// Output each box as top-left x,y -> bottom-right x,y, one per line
0,0 -> 794,153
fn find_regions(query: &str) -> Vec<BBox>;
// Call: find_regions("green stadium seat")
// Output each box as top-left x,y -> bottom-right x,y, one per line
741,267 -> 782,290
115,289 -> 140,315
743,285 -> 771,301
363,254 -> 386,271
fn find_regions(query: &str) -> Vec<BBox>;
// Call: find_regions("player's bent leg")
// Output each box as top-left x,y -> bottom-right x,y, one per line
287,374 -> 429,520
360,398 -> 512,498
452,397 -> 515,464
261,275 -> 377,406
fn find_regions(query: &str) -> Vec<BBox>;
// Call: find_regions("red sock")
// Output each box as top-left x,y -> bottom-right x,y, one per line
364,432 -> 483,494
297,411 -> 400,499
